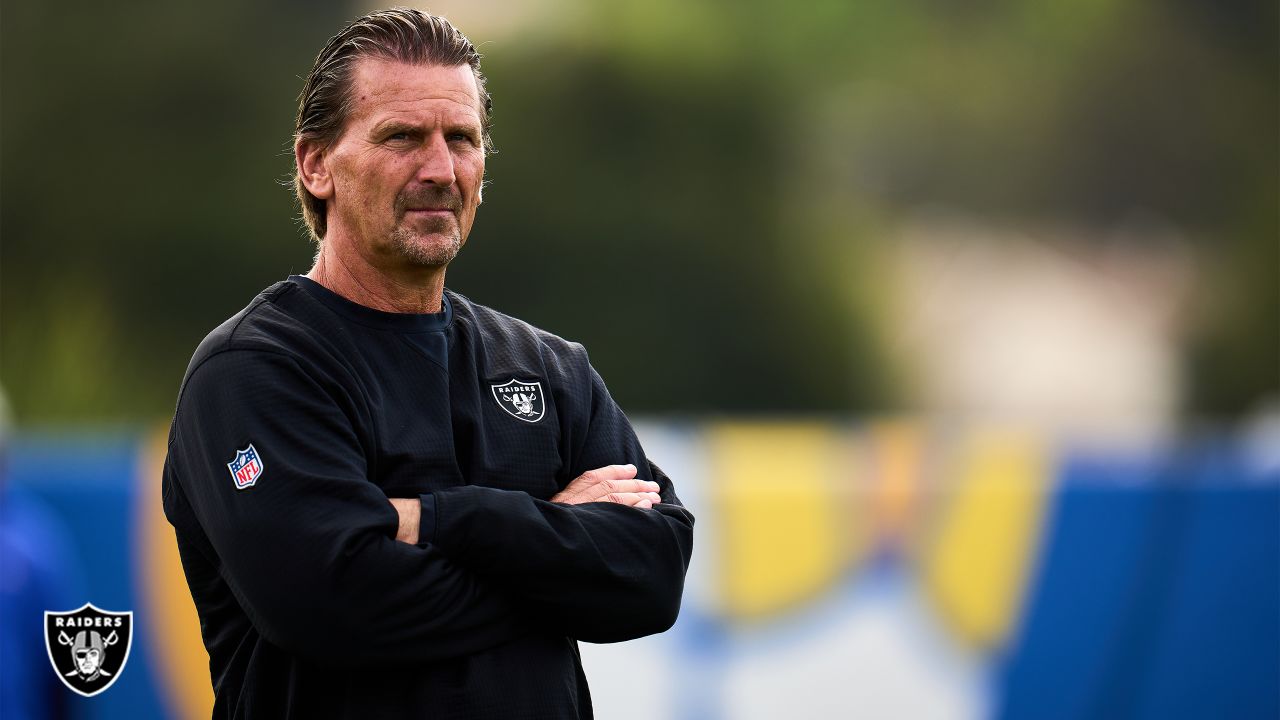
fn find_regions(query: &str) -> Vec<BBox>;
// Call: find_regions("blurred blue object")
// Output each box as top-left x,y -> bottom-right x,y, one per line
5,433 -> 166,720
998,440 -> 1280,720
1,483 -> 84,720
4,427 -> 1278,719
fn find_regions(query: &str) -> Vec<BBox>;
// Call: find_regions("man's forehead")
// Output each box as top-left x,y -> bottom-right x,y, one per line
349,58 -> 481,119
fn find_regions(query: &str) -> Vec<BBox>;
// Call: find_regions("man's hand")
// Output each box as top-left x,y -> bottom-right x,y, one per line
389,497 -> 420,544
551,464 -> 662,509
388,465 -> 658,544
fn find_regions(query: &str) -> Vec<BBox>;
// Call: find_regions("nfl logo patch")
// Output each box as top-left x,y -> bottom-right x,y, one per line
227,444 -> 264,490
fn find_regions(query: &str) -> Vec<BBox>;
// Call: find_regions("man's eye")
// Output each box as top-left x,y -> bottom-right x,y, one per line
387,132 -> 410,141
448,133 -> 476,145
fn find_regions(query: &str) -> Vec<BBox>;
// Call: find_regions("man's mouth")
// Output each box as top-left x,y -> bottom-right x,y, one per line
402,207 -> 456,222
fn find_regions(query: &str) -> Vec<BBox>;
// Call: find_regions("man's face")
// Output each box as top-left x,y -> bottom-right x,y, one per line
321,58 -> 485,270
76,648 -> 101,675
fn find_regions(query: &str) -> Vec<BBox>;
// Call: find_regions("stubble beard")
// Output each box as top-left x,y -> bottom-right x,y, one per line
390,185 -> 465,267
389,219 -> 462,267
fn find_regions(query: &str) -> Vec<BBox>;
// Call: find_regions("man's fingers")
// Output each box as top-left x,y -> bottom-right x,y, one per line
603,491 -> 663,506
591,463 -> 638,481
570,465 -> 640,492
632,492 -> 660,509
595,481 -> 658,504
550,464 -> 652,504
607,479 -> 660,494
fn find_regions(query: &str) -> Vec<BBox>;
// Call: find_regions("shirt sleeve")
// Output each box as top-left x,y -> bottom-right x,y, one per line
166,349 -> 530,666
423,362 -> 695,643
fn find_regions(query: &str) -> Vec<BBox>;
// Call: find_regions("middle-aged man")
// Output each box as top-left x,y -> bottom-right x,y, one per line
162,8 -> 694,719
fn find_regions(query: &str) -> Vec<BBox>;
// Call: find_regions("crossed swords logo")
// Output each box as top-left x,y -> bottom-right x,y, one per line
491,379 -> 546,423
45,604 -> 132,697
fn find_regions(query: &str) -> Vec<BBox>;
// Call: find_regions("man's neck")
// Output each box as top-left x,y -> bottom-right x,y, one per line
307,244 -> 447,315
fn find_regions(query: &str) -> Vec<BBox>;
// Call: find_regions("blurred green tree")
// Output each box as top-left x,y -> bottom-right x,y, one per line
2,0 -> 1273,422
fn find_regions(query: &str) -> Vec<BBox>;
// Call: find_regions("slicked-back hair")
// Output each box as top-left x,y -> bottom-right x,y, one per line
293,8 -> 492,242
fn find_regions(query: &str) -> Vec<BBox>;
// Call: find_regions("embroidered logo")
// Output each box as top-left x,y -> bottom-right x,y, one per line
226,443 -> 264,490
491,379 -> 546,423
45,603 -> 133,697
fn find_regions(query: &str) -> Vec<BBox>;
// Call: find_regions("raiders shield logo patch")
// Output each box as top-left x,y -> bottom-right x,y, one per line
491,379 -> 546,423
44,603 -> 133,697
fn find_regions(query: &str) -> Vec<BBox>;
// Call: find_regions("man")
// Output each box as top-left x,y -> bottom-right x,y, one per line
162,9 -> 694,719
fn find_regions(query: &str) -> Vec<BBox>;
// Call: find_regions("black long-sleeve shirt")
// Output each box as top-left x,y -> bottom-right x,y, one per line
162,276 -> 694,719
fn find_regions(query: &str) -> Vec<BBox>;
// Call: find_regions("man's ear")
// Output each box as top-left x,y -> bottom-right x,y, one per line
296,139 -> 334,200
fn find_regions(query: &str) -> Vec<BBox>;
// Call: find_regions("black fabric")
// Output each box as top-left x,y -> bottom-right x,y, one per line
162,277 -> 694,719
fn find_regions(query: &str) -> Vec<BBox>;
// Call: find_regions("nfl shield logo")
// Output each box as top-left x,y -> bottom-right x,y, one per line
227,443 -> 264,490
491,378 -> 546,423
44,603 -> 133,697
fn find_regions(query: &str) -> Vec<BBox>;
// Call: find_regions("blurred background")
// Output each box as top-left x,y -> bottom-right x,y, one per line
1,0 -> 1276,718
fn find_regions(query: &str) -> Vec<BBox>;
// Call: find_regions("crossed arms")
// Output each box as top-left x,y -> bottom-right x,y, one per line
390,463 -> 663,542
164,349 -> 694,667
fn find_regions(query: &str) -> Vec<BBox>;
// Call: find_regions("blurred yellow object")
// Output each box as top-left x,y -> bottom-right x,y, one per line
868,420 -> 924,552
708,423 -> 868,620
137,428 -> 215,720
922,430 -> 1051,650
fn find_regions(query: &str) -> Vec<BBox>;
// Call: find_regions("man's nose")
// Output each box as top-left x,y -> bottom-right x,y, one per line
416,134 -> 456,186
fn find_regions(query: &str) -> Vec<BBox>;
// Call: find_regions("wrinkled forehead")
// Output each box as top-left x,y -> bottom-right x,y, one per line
347,58 -> 482,124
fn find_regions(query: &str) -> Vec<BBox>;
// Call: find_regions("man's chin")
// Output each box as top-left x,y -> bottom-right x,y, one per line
390,231 -> 462,268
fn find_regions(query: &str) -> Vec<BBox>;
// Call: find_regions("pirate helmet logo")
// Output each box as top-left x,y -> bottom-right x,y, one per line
491,378 -> 546,423
44,603 -> 133,697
